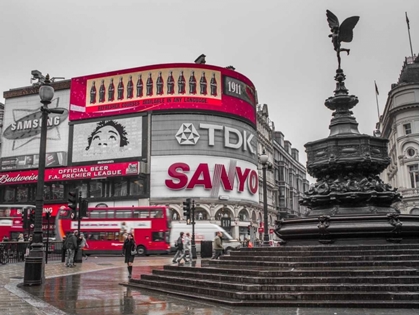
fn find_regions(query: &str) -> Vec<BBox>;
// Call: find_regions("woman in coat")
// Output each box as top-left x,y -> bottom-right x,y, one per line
123,233 -> 136,279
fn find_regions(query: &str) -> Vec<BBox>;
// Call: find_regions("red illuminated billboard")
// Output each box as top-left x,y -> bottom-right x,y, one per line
70,63 -> 257,125
0,161 -> 140,185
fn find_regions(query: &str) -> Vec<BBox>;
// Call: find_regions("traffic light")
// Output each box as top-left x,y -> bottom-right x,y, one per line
68,190 -> 78,220
183,198 -> 191,220
247,225 -> 251,235
22,208 -> 29,229
80,199 -> 88,218
29,209 -> 35,229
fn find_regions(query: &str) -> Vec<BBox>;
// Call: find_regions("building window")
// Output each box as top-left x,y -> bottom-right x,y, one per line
129,178 -> 145,196
407,148 -> 416,157
279,166 -> 284,181
403,123 -> 412,135
409,164 -> 419,188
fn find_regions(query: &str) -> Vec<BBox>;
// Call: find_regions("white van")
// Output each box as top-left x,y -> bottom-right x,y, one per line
170,222 -> 241,254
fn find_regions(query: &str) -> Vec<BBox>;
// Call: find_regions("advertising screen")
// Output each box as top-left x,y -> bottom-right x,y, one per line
1,90 -> 70,170
151,114 -> 257,165
70,63 -> 257,125
71,116 -> 145,163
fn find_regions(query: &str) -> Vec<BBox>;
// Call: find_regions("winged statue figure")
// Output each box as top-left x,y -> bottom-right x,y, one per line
326,10 -> 359,69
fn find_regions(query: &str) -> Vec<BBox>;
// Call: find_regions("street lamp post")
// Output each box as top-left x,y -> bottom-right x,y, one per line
260,150 -> 270,247
24,74 -> 63,285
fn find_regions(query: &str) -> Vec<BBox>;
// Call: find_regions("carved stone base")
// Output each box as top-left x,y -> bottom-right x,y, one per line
275,214 -> 419,245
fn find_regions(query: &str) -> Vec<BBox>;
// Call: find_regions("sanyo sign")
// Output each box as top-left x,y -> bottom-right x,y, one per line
150,155 -> 259,204
175,123 -> 256,155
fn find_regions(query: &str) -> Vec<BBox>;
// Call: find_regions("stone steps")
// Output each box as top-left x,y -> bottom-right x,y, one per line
238,244 -> 419,252
153,268 -> 419,284
125,243 -> 419,308
130,278 -> 419,302
231,249 -> 418,256
123,281 -> 418,308
164,265 -> 419,277
209,259 -> 419,268
222,254 -> 419,262
141,274 -> 418,292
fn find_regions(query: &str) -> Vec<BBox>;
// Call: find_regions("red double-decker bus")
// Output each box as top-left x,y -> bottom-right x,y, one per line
0,204 -> 34,241
56,206 -> 171,256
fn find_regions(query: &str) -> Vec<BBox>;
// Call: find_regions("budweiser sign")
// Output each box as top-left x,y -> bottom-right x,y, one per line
0,161 -> 140,185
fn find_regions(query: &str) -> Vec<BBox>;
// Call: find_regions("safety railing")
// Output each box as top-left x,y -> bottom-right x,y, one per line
0,241 -> 64,265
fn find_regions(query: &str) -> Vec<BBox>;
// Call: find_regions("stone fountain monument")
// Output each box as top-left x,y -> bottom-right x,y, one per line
125,11 -> 419,308
275,10 -> 418,245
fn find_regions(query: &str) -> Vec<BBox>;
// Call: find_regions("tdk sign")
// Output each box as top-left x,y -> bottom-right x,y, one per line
175,123 -> 255,155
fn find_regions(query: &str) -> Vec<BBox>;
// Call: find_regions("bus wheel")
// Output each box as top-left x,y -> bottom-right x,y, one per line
136,246 -> 146,256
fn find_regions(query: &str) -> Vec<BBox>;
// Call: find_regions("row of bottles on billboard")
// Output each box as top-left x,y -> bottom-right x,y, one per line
90,71 -> 218,104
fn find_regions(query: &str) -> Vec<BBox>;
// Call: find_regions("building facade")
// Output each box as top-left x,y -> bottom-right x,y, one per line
0,63 -> 309,242
377,55 -> 419,215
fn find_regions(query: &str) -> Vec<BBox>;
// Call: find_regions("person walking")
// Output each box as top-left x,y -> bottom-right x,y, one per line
79,233 -> 89,260
123,233 -> 136,279
17,233 -> 25,262
172,232 -> 184,263
212,231 -> 223,260
177,232 -> 191,263
74,230 -> 81,262
61,235 -> 67,263
65,231 -> 77,267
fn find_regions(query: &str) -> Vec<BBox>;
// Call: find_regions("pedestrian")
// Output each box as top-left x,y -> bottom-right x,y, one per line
17,233 -> 25,261
212,231 -> 223,260
123,232 -> 136,279
61,235 -> 67,263
79,233 -> 89,260
65,231 -> 77,267
172,232 -> 184,263
74,230 -> 81,261
177,232 -> 191,263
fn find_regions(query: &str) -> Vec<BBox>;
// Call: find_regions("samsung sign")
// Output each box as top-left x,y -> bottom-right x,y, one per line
152,114 -> 257,165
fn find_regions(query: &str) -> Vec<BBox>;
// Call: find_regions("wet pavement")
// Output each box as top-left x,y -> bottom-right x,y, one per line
0,256 -> 418,315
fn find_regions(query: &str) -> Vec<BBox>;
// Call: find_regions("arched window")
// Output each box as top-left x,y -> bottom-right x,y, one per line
215,207 -> 232,220
171,209 -> 180,220
194,208 -> 209,220
238,209 -> 249,221
410,208 -> 419,215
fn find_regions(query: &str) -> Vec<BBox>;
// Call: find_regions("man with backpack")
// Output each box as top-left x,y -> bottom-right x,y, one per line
172,232 -> 184,263
65,231 -> 78,267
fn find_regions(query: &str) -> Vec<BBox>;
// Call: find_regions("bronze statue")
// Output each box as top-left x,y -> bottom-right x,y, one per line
326,10 -> 359,69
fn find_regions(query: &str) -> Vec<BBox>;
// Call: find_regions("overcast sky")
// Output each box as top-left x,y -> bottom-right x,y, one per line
1,0 -> 418,181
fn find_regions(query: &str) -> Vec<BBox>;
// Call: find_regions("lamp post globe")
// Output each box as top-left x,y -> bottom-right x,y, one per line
23,73 -> 54,286
260,150 -> 270,247
39,76 -> 54,104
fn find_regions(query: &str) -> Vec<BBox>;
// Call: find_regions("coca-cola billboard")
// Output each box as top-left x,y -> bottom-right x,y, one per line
150,155 -> 259,204
0,161 -> 140,185
70,63 -> 257,125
